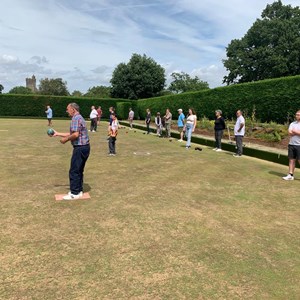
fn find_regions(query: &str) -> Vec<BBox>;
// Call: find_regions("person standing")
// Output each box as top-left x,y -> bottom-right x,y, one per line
45,105 -> 53,126
52,103 -> 90,200
233,110 -> 245,157
177,109 -> 185,142
128,108 -> 134,129
96,106 -> 102,126
282,110 -> 300,180
213,110 -> 226,151
89,106 -> 98,132
184,108 -> 197,149
108,113 -> 119,156
164,108 -> 172,138
145,109 -> 151,134
155,112 -> 162,136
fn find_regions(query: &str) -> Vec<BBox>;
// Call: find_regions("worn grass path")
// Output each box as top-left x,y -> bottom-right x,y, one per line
0,119 -> 299,299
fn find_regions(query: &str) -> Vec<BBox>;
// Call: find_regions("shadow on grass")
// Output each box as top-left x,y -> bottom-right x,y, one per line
269,171 -> 285,178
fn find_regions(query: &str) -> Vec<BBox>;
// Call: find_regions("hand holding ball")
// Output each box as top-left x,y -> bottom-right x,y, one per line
47,128 -> 55,137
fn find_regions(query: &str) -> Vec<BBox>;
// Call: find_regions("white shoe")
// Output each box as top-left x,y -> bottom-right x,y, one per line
282,174 -> 294,181
178,139 -> 183,142
63,192 -> 83,200
68,191 -> 83,196
92,130 -> 95,132
216,148 -> 222,152
212,148 -> 217,151
233,154 -> 242,157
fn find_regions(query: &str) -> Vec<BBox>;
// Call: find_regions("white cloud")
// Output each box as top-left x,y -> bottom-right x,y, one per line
0,0 -> 299,92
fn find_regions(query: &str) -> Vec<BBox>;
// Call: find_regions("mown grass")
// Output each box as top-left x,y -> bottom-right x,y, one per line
0,119 -> 299,299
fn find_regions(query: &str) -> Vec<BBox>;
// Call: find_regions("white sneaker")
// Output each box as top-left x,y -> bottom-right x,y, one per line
216,148 -> 222,152
92,130 -> 95,132
63,192 -> 83,200
178,139 -> 183,142
212,148 -> 217,151
68,191 -> 83,196
282,174 -> 294,181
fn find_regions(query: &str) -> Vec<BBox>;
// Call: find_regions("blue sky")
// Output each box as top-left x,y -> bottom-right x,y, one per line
0,0 -> 299,93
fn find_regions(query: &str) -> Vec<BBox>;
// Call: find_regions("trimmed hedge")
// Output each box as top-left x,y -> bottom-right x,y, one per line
0,94 -> 131,119
137,75 -> 300,123
2,75 -> 300,123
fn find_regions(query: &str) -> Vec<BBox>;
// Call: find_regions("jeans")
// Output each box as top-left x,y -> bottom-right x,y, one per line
185,123 -> 193,147
109,136 -> 116,154
215,130 -> 223,149
146,122 -> 150,134
235,135 -> 244,155
69,144 -> 90,195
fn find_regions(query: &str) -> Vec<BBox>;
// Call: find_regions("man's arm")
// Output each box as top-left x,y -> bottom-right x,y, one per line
53,131 -> 79,144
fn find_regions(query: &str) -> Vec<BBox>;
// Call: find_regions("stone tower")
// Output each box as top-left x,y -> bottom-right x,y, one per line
26,75 -> 37,92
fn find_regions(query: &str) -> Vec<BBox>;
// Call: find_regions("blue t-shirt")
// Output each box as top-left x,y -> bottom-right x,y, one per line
177,113 -> 185,127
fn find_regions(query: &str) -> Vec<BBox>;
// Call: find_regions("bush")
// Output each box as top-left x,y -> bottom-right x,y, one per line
137,75 -> 300,124
0,94 -> 131,119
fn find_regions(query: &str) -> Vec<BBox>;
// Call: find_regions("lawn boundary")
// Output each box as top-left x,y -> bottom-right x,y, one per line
119,121 -> 289,166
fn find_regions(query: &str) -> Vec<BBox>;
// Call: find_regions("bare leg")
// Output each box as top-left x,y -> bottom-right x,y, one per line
289,159 -> 296,174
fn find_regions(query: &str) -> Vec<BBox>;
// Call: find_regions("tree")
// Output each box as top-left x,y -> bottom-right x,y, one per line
110,53 -> 166,99
0,84 -> 3,94
39,78 -> 69,96
71,90 -> 83,97
84,86 -> 111,98
168,72 -> 209,93
9,86 -> 33,94
223,1 -> 300,84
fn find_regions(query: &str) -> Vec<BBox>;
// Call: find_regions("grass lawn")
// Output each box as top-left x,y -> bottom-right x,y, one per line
0,118 -> 299,300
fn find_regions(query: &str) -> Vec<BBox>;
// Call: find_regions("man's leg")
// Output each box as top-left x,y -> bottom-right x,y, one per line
78,145 -> 90,192
69,148 -> 83,195
109,137 -> 113,153
289,159 -> 296,174
236,136 -> 243,155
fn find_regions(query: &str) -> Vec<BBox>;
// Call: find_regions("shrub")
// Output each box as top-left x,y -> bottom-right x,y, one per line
0,94 -> 131,118
137,75 -> 300,124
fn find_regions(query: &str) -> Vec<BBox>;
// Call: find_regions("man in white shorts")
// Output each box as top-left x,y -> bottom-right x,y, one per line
283,110 -> 300,180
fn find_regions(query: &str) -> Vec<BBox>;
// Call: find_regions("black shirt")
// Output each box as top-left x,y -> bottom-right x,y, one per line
214,117 -> 226,131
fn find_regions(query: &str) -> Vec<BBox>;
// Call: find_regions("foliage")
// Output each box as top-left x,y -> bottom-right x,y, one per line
116,102 -> 132,120
110,53 -> 166,100
39,78 -> 69,96
168,72 -> 210,93
0,84 -> 3,94
9,86 -> 33,94
84,86 -> 111,98
71,90 -> 83,97
0,94 -> 131,119
223,1 -> 300,84
137,75 -> 300,124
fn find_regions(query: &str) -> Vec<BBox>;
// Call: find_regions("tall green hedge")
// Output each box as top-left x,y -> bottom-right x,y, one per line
2,75 -> 300,123
0,94 -> 131,119
137,75 -> 300,123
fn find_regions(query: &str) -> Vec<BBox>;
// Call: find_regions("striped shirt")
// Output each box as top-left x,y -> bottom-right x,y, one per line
70,113 -> 89,146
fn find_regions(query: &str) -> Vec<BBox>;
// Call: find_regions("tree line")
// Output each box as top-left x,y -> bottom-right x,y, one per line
1,1 -> 299,99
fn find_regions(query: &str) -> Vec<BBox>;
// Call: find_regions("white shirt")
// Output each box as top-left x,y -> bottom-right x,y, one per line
186,115 -> 197,124
289,121 -> 300,145
234,115 -> 245,136
90,109 -> 98,119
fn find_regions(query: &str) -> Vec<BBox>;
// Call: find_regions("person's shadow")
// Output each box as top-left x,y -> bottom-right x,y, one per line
269,171 -> 287,178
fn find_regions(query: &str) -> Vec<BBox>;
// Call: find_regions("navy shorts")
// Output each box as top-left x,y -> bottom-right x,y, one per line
288,144 -> 300,160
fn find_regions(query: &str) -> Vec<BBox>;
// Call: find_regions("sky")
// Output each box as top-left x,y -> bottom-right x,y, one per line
0,0 -> 299,93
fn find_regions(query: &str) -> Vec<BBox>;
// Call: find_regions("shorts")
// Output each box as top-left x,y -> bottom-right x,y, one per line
47,118 -> 52,121
178,127 -> 184,133
288,144 -> 300,160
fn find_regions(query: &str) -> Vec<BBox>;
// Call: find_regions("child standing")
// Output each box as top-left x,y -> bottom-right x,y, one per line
108,113 -> 119,156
